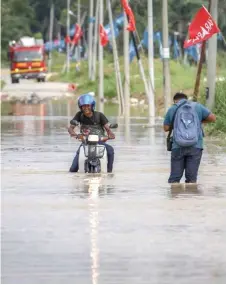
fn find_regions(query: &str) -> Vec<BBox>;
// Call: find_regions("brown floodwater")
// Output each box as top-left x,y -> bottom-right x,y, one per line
1,104 -> 226,284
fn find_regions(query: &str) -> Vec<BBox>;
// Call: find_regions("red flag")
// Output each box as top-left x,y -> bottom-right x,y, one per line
72,24 -> 83,45
99,24 -> 109,46
121,0 -> 136,32
65,35 -> 71,44
184,6 -> 220,48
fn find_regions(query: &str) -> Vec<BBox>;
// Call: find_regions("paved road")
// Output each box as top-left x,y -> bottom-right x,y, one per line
1,69 -> 71,99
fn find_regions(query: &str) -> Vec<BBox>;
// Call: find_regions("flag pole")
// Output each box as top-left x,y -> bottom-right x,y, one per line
124,13 -> 130,122
193,0 -> 211,102
148,0 -> 155,126
107,0 -> 124,116
91,0 -> 99,81
98,0 -> 104,112
88,0 -> 94,79
193,41 -> 206,102
206,0 -> 218,110
127,17 -> 154,124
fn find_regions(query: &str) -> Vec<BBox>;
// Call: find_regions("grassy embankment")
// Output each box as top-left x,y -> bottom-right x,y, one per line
49,50 -> 226,114
1,50 -> 226,137
201,81 -> 226,140
48,50 -> 226,136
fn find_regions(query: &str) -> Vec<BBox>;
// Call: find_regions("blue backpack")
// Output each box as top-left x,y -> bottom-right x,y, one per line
173,101 -> 201,147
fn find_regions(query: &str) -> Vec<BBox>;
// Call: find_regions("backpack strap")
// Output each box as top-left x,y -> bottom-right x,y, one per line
167,100 -> 188,140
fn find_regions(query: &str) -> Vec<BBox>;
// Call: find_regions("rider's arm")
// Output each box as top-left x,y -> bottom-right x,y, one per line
99,112 -> 115,139
104,124 -> 115,139
68,112 -> 80,137
68,124 -> 78,137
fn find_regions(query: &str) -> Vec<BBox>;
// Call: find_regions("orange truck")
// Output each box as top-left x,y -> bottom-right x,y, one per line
9,37 -> 48,84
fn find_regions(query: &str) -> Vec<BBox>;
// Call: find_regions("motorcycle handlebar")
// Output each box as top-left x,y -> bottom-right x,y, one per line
76,134 -> 111,142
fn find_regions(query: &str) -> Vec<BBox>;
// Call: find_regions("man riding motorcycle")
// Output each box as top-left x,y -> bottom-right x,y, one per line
68,93 -> 115,173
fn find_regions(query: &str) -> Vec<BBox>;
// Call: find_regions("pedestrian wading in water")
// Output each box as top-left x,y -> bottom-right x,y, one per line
163,92 -> 216,184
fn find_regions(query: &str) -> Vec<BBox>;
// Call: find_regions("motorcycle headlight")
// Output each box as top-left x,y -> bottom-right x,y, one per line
88,135 -> 99,142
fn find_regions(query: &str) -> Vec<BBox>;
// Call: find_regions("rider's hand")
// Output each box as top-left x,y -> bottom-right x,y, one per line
70,133 -> 77,138
77,134 -> 84,141
108,131 -> 115,139
101,137 -> 108,142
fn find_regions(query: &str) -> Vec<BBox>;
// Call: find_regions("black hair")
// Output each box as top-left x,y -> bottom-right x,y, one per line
173,92 -> 188,101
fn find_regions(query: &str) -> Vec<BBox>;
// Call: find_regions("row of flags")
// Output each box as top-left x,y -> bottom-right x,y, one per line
63,0 -> 136,47
95,0 -> 136,47
65,23 -> 82,45
99,3 -> 220,47
97,2 -> 221,59
45,1 -> 221,64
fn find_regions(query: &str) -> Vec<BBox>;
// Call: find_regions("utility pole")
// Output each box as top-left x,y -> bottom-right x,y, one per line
48,2 -> 54,72
162,0 -> 171,113
77,0 -> 81,62
98,0 -> 104,112
66,0 -> 70,73
107,0 -> 124,115
206,0 -> 218,110
88,0 -> 94,79
124,13 -> 130,121
148,0 -> 155,125
148,0 -> 154,89
91,0 -> 99,81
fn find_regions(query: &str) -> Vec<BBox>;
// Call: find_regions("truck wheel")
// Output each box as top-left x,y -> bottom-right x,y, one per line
42,78 -> 46,82
37,78 -> 41,83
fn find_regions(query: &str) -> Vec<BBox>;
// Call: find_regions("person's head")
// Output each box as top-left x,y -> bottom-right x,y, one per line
78,93 -> 96,116
173,92 -> 188,103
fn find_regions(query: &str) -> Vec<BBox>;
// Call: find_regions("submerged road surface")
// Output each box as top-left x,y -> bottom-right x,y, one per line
1,70 -> 70,100
1,114 -> 226,284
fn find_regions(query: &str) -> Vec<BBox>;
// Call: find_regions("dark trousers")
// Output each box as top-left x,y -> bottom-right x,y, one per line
168,147 -> 203,183
69,142 -> 114,173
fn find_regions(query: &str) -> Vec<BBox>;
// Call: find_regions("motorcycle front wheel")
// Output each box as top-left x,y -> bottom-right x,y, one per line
90,165 -> 101,173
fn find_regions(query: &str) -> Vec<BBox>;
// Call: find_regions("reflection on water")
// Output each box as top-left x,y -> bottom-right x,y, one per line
70,175 -> 115,199
1,112 -> 226,283
87,177 -> 101,284
2,99 -> 151,118
169,183 -> 202,198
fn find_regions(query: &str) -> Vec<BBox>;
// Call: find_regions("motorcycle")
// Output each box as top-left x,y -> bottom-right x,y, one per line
77,123 -> 118,173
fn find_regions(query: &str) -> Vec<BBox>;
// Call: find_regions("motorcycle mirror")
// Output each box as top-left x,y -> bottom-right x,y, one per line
109,123 -> 118,129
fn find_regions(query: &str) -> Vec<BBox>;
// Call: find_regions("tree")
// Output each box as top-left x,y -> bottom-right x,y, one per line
1,0 -> 34,57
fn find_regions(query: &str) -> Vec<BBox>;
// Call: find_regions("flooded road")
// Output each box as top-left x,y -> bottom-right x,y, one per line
1,112 -> 226,284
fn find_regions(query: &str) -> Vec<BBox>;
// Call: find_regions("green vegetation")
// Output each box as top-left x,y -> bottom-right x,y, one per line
2,0 -> 226,58
1,80 -> 6,90
49,51 -> 226,117
1,0 -> 226,134
202,81 -> 226,137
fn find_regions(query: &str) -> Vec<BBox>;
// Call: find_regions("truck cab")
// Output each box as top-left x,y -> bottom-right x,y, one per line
9,37 -> 48,84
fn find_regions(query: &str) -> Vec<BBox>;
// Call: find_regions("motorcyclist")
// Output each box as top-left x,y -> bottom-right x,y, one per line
68,93 -> 115,173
